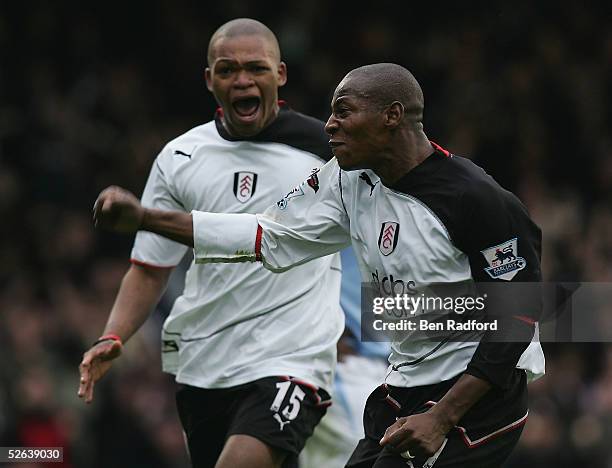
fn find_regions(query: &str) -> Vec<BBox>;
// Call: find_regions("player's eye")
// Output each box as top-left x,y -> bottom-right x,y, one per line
335,108 -> 350,118
250,65 -> 269,73
216,66 -> 234,77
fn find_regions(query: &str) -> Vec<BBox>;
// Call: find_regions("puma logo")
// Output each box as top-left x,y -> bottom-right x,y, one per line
174,150 -> 192,158
359,172 -> 379,196
273,413 -> 290,431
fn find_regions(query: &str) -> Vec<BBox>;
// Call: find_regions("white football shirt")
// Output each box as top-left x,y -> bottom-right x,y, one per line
132,107 -> 345,391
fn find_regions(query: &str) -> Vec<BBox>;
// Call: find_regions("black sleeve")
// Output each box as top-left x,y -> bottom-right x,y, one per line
454,180 -> 543,390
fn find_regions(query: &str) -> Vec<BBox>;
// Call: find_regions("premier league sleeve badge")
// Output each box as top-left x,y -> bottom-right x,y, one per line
480,237 -> 527,280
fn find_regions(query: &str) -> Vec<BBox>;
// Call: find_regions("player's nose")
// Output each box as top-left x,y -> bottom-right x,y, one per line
233,70 -> 254,88
325,115 -> 338,135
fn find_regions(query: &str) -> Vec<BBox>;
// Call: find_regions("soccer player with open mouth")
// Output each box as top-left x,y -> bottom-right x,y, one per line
79,19 -> 346,468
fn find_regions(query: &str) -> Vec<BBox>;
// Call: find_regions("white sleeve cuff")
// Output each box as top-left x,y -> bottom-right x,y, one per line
192,211 -> 260,264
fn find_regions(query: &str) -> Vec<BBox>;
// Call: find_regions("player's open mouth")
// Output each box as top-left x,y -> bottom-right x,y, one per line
232,97 -> 261,121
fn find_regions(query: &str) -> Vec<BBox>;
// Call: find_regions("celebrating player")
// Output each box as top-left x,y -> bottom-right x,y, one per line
92,63 -> 545,467
78,19 -> 346,468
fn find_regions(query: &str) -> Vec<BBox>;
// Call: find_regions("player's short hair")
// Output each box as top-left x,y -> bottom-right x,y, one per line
207,18 -> 281,66
341,63 -> 424,125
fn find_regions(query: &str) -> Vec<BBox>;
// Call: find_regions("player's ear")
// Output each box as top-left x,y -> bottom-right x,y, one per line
384,101 -> 404,128
277,62 -> 287,87
205,67 -> 213,91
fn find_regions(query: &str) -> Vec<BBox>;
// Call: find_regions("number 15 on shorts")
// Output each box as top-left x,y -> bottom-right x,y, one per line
270,381 -> 306,421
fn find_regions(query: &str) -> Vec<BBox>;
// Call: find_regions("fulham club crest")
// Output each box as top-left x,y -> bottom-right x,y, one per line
378,222 -> 400,256
233,172 -> 258,203
480,237 -> 526,280
306,169 -> 320,193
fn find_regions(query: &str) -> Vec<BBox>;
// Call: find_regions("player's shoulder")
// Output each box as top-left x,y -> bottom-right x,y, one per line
153,121 -> 220,175
161,121 -> 218,156
450,155 -> 528,217
446,154 -> 493,188
255,105 -> 333,163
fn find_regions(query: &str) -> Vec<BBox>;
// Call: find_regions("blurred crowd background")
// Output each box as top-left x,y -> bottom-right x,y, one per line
1,2 -> 611,467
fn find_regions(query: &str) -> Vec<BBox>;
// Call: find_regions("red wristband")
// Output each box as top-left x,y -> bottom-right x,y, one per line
92,334 -> 123,347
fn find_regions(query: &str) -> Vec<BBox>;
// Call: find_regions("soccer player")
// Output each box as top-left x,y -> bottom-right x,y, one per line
92,63 -> 546,467
78,19 -> 345,468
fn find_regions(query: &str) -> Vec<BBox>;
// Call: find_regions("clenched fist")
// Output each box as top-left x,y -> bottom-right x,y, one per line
93,186 -> 144,233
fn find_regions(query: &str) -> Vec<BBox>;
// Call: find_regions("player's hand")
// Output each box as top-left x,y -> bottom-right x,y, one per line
93,186 -> 144,233
77,339 -> 123,404
379,411 -> 449,458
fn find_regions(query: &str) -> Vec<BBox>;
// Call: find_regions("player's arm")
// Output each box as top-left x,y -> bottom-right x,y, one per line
102,263 -> 173,342
81,149 -> 186,404
78,263 -> 172,403
460,183 -> 543,392
94,161 -> 351,271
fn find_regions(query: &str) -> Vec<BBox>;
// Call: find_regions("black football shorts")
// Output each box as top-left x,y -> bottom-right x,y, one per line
175,376 -> 330,468
346,370 -> 528,468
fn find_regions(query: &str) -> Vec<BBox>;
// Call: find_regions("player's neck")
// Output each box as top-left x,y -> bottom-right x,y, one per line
372,131 -> 433,186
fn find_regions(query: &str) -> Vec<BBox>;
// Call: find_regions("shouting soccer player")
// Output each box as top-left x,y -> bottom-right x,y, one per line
93,63 -> 545,467
78,19 -> 346,468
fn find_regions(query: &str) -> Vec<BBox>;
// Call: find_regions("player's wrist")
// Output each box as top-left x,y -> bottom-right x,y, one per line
428,373 -> 492,432
427,401 -> 459,433
92,333 -> 123,347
